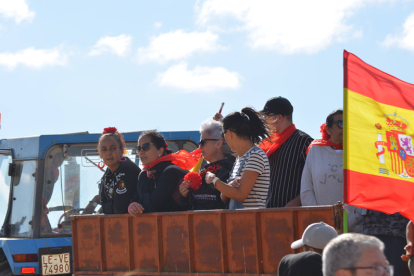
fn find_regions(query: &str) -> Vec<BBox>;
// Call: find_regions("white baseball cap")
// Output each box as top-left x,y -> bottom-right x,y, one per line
291,222 -> 338,250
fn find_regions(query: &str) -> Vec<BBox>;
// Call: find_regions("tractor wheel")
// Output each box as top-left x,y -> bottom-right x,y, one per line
0,261 -> 12,276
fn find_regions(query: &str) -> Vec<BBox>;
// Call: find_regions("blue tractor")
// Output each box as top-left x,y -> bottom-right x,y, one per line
0,131 -> 200,276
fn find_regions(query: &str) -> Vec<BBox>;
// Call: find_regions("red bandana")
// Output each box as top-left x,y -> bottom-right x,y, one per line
306,123 -> 342,154
259,124 -> 297,157
144,148 -> 202,170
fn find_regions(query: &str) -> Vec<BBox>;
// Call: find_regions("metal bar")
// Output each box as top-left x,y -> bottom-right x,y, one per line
254,211 -> 263,274
291,209 -> 299,254
71,217 -> 79,272
187,213 -> 195,273
157,214 -> 163,273
32,159 -> 45,238
98,216 -> 106,272
219,212 -> 228,273
128,216 -> 134,271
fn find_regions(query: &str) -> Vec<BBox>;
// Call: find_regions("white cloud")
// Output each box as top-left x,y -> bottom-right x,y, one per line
154,22 -> 162,28
157,62 -> 241,92
0,0 -> 35,24
88,34 -> 132,57
382,13 -> 414,51
137,30 -> 223,63
0,47 -> 68,70
195,0 -> 384,54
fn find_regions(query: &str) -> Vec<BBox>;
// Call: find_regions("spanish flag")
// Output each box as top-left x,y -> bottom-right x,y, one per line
344,50 -> 414,221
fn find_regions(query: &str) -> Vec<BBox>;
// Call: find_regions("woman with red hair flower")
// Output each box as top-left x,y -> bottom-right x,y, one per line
98,127 -> 141,214
300,110 -> 362,232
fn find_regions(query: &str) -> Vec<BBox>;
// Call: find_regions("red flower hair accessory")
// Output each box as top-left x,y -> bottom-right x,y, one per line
320,123 -> 330,140
184,172 -> 202,190
165,142 -> 169,150
103,127 -> 117,134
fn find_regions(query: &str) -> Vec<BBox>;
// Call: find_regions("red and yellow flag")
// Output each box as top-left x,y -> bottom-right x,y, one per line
344,50 -> 414,221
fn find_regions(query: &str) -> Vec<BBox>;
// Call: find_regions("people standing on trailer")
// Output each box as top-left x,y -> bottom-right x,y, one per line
128,131 -> 190,215
278,222 -> 338,276
259,97 -> 313,208
205,107 -> 270,209
98,127 -> 141,214
300,110 -> 363,233
178,118 -> 235,210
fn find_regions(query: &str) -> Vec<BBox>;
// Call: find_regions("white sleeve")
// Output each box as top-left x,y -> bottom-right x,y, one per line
300,149 -> 318,206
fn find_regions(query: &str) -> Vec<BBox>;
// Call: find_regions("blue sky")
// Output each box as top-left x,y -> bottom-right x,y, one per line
1,0 -> 414,139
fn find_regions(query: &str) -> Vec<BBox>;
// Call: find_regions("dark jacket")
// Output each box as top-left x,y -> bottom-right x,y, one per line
178,155 -> 235,210
100,157 -> 141,214
132,161 -> 187,213
278,251 -> 322,276
363,210 -> 409,239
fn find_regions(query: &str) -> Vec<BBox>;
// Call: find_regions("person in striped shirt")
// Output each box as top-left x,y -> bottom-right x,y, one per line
205,107 -> 271,209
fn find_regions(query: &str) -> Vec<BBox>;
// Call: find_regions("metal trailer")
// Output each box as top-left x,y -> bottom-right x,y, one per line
0,131 -> 200,276
70,205 -> 343,276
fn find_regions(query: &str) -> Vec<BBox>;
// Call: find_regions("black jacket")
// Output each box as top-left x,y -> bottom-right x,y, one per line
178,155 -> 235,210
278,251 -> 322,276
99,157 -> 141,214
132,161 -> 187,213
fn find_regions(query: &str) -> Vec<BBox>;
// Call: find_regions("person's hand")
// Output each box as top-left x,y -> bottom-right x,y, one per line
128,202 -> 144,216
405,244 -> 413,255
147,169 -> 156,178
205,171 -> 216,184
228,178 -> 241,188
213,113 -> 223,122
402,244 -> 413,261
179,181 -> 191,197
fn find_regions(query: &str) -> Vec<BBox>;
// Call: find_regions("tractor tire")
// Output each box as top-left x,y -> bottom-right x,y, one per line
0,261 -> 12,276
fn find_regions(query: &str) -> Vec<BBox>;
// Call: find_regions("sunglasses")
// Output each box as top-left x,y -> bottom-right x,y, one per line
332,120 -> 343,129
221,130 -> 228,139
198,139 -> 220,147
137,143 -> 155,152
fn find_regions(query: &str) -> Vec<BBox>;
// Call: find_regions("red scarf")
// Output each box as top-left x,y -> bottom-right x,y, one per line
144,148 -> 202,170
259,124 -> 297,157
306,123 -> 343,154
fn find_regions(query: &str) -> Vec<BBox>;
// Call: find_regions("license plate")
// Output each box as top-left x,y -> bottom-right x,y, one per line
41,253 -> 70,275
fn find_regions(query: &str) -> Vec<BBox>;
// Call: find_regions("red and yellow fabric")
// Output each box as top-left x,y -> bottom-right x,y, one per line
144,148 -> 202,170
344,50 -> 414,221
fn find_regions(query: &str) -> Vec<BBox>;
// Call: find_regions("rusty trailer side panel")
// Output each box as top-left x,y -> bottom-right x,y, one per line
71,205 -> 342,276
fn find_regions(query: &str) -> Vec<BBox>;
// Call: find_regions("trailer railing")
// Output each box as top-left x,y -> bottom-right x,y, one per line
71,204 -> 343,276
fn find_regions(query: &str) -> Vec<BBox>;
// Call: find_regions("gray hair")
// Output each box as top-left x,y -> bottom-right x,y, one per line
322,233 -> 385,276
199,118 -> 233,157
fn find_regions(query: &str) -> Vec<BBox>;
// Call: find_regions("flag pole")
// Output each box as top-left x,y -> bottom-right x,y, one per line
343,204 -> 348,233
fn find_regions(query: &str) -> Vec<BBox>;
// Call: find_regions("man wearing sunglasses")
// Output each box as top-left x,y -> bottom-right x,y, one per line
259,97 -> 313,208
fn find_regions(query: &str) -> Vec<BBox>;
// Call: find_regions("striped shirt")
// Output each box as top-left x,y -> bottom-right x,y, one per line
266,129 -> 313,208
228,147 -> 270,208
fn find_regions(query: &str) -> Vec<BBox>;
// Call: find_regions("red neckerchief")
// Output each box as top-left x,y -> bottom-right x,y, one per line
259,124 -> 297,157
144,148 -> 202,170
306,123 -> 343,154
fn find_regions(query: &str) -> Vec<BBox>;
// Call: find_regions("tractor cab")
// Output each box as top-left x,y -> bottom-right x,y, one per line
0,130 -> 199,275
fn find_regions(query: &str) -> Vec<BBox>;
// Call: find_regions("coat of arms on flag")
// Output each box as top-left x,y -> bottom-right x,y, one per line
374,113 -> 414,178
